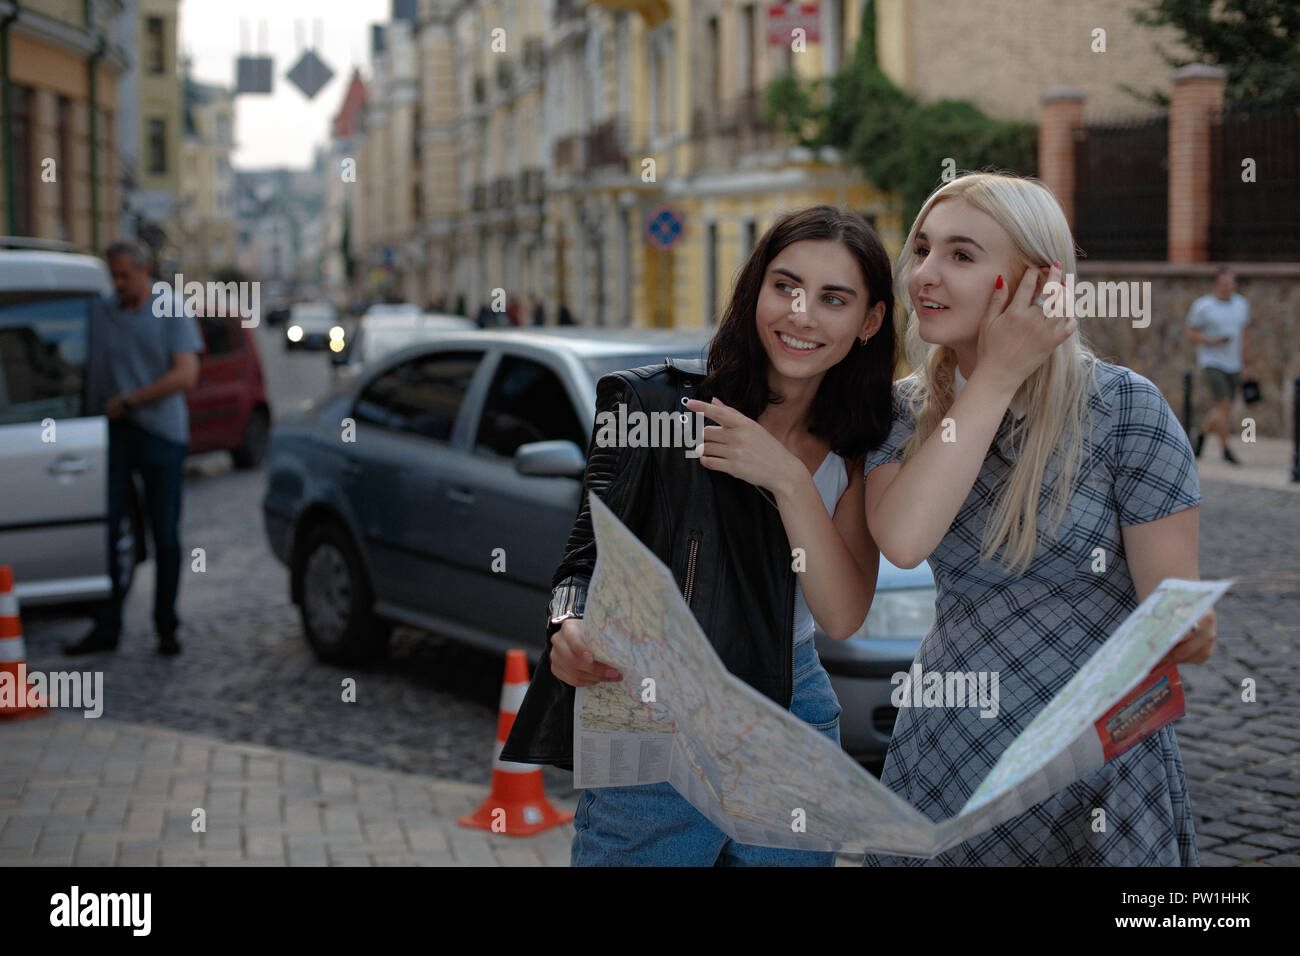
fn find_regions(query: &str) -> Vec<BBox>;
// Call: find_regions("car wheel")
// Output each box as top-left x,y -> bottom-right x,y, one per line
294,521 -> 391,665
231,407 -> 269,469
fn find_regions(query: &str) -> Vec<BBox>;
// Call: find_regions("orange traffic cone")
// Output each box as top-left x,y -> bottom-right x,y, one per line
459,649 -> 572,836
0,565 -> 48,721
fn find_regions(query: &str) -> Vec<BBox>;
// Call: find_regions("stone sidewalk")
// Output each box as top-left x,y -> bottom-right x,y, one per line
1195,436 -> 1298,492
0,711 -> 577,866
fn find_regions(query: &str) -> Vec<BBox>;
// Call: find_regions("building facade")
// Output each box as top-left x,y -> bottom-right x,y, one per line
1,0 -> 128,251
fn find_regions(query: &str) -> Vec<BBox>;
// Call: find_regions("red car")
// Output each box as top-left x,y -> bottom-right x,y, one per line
187,313 -> 271,468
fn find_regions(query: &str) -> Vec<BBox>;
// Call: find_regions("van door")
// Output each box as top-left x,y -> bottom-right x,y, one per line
0,292 -> 109,604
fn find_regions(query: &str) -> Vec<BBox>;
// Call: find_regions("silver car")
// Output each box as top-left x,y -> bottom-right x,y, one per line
0,248 -> 141,605
263,328 -> 934,761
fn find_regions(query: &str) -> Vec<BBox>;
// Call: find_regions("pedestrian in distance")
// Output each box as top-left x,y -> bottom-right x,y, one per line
860,172 -> 1216,866
502,206 -> 898,865
67,238 -> 203,657
1185,267 -> 1252,464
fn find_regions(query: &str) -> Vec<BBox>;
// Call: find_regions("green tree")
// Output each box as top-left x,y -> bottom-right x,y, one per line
1129,0 -> 1300,107
764,0 -> 1037,224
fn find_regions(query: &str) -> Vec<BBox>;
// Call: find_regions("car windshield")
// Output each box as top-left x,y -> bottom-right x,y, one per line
583,350 -> 707,383
292,306 -> 335,327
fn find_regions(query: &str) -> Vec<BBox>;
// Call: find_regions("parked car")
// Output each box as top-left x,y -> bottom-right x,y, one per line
331,311 -> 476,378
0,247 -> 143,606
263,328 -> 935,761
284,302 -> 341,351
187,312 -> 272,468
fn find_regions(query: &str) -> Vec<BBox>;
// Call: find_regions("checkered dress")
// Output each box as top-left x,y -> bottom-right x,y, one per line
862,361 -> 1202,866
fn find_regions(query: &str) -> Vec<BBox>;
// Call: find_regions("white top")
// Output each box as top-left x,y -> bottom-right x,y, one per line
792,451 -> 850,644
1186,292 -> 1250,373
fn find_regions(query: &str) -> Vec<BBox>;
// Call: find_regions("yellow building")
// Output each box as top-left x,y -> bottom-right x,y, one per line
875,0 -> 1189,123
131,0 -> 183,239
0,0 -> 127,250
557,0 -> 887,329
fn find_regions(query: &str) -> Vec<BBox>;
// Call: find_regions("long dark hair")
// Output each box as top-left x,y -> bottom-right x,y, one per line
697,205 -> 897,460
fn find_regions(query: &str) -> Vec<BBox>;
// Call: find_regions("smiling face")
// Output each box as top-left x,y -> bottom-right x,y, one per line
756,239 -> 884,390
907,197 -> 1033,357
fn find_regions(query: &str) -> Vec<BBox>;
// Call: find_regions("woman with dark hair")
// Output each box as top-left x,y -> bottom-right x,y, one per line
501,205 -> 898,865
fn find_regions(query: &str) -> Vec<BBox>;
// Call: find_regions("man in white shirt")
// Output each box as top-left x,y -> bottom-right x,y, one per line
1185,267 -> 1251,465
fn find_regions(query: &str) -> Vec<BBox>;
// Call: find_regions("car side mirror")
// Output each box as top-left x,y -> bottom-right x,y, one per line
514,440 -> 585,479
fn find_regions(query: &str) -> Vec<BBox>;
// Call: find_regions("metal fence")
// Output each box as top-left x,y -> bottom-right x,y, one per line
1072,114 -> 1170,260
1210,105 -> 1300,261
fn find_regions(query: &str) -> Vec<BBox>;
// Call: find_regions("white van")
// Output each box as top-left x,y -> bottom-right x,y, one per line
0,247 -> 136,605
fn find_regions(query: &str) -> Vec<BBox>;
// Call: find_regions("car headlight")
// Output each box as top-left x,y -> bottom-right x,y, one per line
329,326 -> 345,341
859,588 -> 936,640
287,325 -> 303,342
329,338 -> 345,352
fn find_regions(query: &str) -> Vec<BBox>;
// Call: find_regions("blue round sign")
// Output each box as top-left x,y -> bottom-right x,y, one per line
646,207 -> 684,248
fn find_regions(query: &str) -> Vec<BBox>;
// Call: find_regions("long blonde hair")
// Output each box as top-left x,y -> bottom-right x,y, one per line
897,172 -> 1101,575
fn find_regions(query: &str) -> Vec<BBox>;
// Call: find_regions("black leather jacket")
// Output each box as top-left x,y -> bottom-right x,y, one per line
500,357 -> 798,771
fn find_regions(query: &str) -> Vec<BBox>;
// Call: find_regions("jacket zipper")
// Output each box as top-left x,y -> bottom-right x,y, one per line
683,535 -> 700,608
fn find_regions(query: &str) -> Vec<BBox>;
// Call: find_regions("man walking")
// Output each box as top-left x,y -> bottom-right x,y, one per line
1185,266 -> 1252,465
66,239 -> 203,656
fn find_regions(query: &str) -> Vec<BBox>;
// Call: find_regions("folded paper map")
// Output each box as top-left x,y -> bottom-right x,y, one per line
574,491 -> 1232,857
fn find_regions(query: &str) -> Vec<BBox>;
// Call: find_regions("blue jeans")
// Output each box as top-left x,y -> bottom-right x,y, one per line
572,638 -> 842,866
94,421 -> 188,639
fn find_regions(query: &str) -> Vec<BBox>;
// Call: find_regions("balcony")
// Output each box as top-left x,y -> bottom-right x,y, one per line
585,117 -> 628,171
471,184 -> 487,211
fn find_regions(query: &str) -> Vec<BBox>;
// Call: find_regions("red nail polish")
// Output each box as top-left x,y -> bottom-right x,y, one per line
995,275 -> 1004,290
1053,260 -> 1061,269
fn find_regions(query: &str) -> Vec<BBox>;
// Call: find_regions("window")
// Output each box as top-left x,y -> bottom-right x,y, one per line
0,294 -> 91,425
353,351 -> 480,442
11,86 -> 33,236
145,17 -> 166,74
474,356 -> 584,458
740,4 -> 757,92
57,97 -> 74,242
147,118 -> 166,174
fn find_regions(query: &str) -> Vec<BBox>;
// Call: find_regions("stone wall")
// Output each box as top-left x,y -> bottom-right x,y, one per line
1076,261 -> 1300,438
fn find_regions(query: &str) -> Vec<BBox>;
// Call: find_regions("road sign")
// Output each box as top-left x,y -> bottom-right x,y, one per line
286,49 -> 334,100
767,3 -> 821,46
646,207 -> 684,248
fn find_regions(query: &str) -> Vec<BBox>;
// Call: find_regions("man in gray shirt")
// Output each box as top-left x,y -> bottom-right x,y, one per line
68,238 -> 203,656
1185,266 -> 1252,465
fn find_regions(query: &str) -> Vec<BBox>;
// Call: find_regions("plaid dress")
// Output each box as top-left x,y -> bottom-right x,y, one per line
862,361 -> 1202,866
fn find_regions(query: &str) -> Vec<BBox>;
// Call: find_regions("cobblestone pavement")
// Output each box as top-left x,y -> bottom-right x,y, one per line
1173,475 -> 1300,865
0,712 -> 575,866
7,335 -> 1298,864
18,453 -> 579,798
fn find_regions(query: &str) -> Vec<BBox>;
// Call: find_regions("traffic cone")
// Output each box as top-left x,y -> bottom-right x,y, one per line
459,649 -> 572,836
0,565 -> 48,721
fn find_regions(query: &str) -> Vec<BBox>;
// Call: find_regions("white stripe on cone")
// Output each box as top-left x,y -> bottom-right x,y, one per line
0,635 -> 27,663
0,594 -> 17,615
498,682 -> 528,716
492,739 -> 541,774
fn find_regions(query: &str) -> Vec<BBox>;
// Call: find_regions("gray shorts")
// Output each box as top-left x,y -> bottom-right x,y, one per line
1202,367 -> 1240,401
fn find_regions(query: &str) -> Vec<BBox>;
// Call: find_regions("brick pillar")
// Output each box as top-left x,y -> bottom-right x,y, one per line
1038,86 -> 1085,229
1168,64 -> 1226,262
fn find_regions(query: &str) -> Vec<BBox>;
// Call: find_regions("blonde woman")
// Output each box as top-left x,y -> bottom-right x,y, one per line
862,172 -> 1216,866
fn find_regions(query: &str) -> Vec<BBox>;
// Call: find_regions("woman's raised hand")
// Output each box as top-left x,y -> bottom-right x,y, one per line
549,617 -> 623,687
975,262 -> 1076,393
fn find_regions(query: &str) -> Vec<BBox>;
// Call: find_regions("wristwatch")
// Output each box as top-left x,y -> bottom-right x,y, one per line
549,611 -> 581,628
